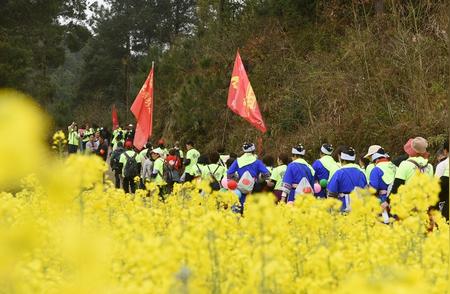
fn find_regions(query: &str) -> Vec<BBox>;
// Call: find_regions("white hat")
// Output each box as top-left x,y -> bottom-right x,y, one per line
242,143 -> 256,153
364,145 -> 382,159
340,147 -> 356,161
151,147 -> 164,156
320,144 -> 333,155
292,144 -> 306,156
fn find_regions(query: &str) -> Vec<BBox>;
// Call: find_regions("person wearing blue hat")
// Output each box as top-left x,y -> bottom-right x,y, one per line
327,147 -> 367,212
280,144 -> 315,203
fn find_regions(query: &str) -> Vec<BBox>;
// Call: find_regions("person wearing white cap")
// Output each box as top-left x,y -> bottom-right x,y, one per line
312,144 -> 340,198
280,144 -> 315,203
327,147 -> 367,212
363,145 -> 381,182
364,146 -> 397,222
150,148 -> 166,185
391,137 -> 433,195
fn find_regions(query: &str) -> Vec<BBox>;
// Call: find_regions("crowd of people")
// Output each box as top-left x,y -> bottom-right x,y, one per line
67,122 -> 449,221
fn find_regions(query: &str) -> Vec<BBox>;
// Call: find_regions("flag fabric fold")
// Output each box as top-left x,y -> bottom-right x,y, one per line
131,66 -> 154,150
227,51 -> 267,133
112,104 -> 119,130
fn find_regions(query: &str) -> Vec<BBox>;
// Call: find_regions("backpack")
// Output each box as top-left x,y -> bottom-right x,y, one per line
408,159 -> 429,174
110,149 -> 124,171
123,152 -> 139,178
162,161 -> 180,184
207,165 -> 221,191
237,171 -> 255,194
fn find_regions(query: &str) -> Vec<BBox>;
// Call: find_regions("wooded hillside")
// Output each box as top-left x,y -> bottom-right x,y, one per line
1,0 -> 448,157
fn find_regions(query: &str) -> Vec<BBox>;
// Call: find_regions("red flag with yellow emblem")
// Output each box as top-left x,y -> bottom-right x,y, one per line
227,51 -> 266,133
131,64 -> 154,150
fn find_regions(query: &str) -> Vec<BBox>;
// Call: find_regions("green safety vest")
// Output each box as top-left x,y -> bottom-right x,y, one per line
270,164 -> 287,190
153,157 -> 166,184
376,161 -> 397,185
319,155 -> 340,180
68,130 -> 79,146
365,163 -> 375,182
237,153 -> 257,168
207,164 -> 226,181
185,148 -> 200,175
395,156 -> 433,182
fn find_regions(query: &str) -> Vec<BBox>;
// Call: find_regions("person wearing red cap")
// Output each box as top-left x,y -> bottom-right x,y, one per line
157,138 -> 169,158
391,137 -> 433,195
119,141 -> 139,193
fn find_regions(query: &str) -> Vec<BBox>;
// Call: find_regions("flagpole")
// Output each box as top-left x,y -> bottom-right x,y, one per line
221,108 -> 229,147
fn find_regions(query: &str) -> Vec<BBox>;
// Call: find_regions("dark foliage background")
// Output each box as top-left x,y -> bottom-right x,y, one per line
0,0 -> 448,159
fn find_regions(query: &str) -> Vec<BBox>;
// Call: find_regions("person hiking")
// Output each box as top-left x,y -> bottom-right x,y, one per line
280,144 -> 315,203
362,145 -> 381,182
173,141 -> 184,161
67,122 -> 80,154
96,135 -> 109,161
157,139 -> 169,158
227,142 -> 270,205
312,144 -> 340,198
137,142 -> 153,165
195,155 -> 209,181
434,140 -> 449,220
268,152 -> 290,203
119,141 -> 139,193
206,152 -> 227,190
149,148 -> 166,185
141,148 -> 154,185
391,137 -> 433,194
183,141 -> 201,182
327,147 -> 367,212
85,134 -> 99,154
166,148 -> 182,171
365,146 -> 397,223
110,141 -> 125,189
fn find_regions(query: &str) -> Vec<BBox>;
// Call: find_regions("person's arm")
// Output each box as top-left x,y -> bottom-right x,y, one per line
391,162 -> 406,194
151,161 -> 159,178
280,167 -> 293,201
312,160 -> 320,182
227,160 -> 238,179
68,122 -> 75,132
257,160 -> 271,181
390,178 -> 405,195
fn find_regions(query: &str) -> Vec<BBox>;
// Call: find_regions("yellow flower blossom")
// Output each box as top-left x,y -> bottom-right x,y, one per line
0,91 -> 447,293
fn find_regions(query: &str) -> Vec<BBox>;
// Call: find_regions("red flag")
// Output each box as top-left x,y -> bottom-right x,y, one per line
131,65 -> 154,150
227,51 -> 267,133
112,104 -> 119,130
